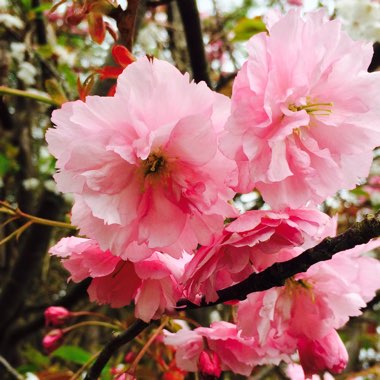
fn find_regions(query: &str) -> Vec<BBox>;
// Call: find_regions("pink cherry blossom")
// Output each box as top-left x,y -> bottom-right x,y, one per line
47,57 -> 237,260
288,0 -> 303,5
298,330 -> 348,377
220,10 -> 380,208
50,237 -> 191,322
197,321 -> 276,375
183,207 -> 330,303
165,321 -> 289,376
164,329 -> 204,372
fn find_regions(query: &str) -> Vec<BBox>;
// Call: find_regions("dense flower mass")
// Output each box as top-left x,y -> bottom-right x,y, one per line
236,239 -> 380,375
45,8 -> 380,380
183,208 -> 330,303
220,10 -> 380,208
47,57 -> 237,259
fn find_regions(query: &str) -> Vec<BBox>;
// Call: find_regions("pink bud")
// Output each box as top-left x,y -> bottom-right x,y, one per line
124,352 -> 136,363
42,329 -> 64,353
298,330 -> 348,377
288,0 -> 303,5
198,350 -> 222,377
44,306 -> 71,326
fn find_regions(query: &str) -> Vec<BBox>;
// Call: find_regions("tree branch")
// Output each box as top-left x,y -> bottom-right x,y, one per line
116,0 -> 140,50
177,211 -> 380,309
176,0 -> 211,87
84,319 -> 149,380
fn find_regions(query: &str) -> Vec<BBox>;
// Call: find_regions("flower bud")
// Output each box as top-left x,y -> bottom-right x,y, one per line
298,330 -> 348,377
44,306 -> 71,326
198,350 -> 222,377
124,352 -> 136,363
42,329 -> 64,353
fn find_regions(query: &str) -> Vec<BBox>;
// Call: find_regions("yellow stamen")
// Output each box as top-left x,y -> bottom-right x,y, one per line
288,99 -> 333,116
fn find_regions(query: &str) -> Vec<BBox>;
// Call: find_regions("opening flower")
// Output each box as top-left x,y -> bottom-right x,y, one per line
220,10 -> 380,208
47,57 -> 237,260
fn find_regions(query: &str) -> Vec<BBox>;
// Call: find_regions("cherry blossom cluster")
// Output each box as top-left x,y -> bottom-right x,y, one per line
46,9 -> 380,379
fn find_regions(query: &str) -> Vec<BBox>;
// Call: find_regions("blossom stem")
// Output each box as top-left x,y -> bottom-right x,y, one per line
17,209 -> 77,230
0,221 -> 33,246
72,311 -> 123,326
0,86 -> 60,106
129,316 -> 170,373
0,201 -> 76,230
64,321 -> 122,333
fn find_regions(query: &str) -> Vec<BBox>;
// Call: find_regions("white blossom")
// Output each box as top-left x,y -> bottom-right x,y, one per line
17,61 -> 37,86
10,42 -> 26,63
22,178 -> 40,191
335,0 -> 380,42
54,45 -> 77,67
0,14 -> 24,29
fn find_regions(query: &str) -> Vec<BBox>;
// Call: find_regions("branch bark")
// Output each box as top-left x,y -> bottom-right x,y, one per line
116,0 -> 140,50
176,0 -> 211,87
84,319 -> 149,380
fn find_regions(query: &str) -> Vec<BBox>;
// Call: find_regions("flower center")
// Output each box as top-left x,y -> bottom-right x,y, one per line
288,98 -> 333,116
142,151 -> 167,177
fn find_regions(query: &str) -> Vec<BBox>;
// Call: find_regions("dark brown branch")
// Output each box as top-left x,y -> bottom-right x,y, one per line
146,0 -> 173,6
32,0 -> 48,45
369,42 -> 380,72
84,319 -> 149,380
176,0 -> 211,87
116,0 -> 140,50
177,212 -> 380,309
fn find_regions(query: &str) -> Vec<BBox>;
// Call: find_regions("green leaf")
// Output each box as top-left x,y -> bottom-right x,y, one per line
350,187 -> 369,197
51,345 -> 92,365
20,0 -> 32,10
0,154 -> 10,176
17,364 -> 39,374
22,345 -> 50,369
232,17 -> 267,42
31,3 -> 51,14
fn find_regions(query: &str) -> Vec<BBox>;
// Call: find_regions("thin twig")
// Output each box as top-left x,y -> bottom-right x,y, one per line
130,316 -> 169,372
84,319 -> 149,380
0,355 -> 24,380
0,86 -> 59,106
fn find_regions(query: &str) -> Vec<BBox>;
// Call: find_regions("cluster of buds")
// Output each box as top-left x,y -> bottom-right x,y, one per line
42,306 -> 71,353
